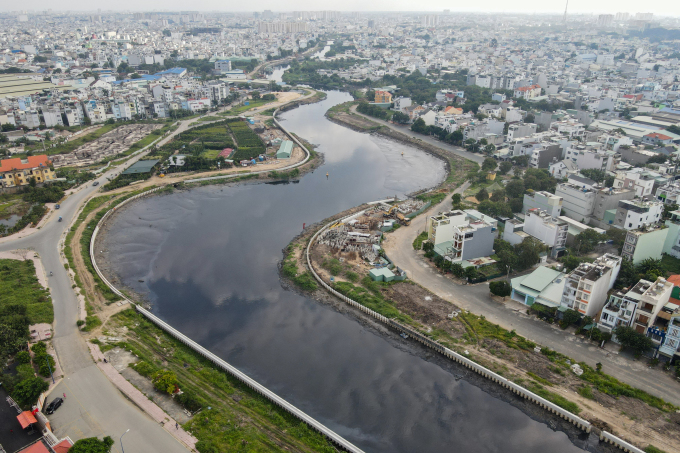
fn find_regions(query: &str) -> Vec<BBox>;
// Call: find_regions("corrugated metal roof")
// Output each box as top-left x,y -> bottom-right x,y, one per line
276,140 -> 293,159
122,159 -> 159,175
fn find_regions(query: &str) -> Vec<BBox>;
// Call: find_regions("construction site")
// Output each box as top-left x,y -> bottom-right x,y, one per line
311,199 -> 427,280
50,124 -> 161,168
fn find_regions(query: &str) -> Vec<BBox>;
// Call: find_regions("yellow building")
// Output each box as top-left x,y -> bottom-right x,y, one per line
374,90 -> 393,103
0,155 -> 56,188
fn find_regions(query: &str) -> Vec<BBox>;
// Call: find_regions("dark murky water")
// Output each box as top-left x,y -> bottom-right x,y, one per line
103,91 -> 583,453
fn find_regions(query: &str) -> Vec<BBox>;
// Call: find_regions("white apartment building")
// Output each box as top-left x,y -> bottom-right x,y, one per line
523,209 -> 568,256
522,191 -> 563,218
555,182 -> 597,223
507,123 -> 537,141
42,107 -> 63,128
214,60 -> 232,72
551,120 -> 586,139
613,170 -> 655,198
564,146 -> 616,172
560,253 -> 622,317
112,100 -> 133,120
598,277 -> 673,338
613,199 -> 663,230
426,210 -> 495,263
393,96 -> 412,112
655,182 -> 680,205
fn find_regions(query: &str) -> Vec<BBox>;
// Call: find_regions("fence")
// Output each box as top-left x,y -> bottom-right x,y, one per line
305,210 -> 657,452
134,306 -> 365,453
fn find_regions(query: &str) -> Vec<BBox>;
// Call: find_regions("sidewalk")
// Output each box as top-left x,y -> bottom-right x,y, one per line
88,343 -> 198,452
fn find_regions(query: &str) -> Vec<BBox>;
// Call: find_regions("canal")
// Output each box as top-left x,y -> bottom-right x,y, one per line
102,91 -> 585,453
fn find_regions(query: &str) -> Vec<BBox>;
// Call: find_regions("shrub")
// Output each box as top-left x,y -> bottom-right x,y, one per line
15,351 -> 31,364
489,280 -> 511,297
577,385 -> 594,399
152,370 -> 179,394
76,320 -> 85,327
132,361 -> 157,378
344,271 -> 359,282
11,377 -> 49,409
31,341 -> 47,355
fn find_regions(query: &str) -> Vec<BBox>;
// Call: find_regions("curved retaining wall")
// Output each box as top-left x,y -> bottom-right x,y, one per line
134,305 -> 364,453
305,209 -> 651,452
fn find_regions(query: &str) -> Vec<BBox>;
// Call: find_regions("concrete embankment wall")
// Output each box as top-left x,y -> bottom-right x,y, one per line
306,207 -> 649,453
90,204 -> 364,452
133,305 -> 365,453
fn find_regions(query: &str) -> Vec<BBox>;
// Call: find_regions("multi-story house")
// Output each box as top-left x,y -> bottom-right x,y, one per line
522,209 -> 568,257
655,182 -> 680,206
522,191 -> 563,218
657,309 -> 680,362
560,253 -> 622,317
555,181 -> 597,223
591,187 -> 635,225
613,169 -> 655,198
426,210 -> 495,264
621,225 -> 672,264
598,277 -> 673,340
613,199 -> 663,230
513,84 -> 541,100
0,155 -> 56,189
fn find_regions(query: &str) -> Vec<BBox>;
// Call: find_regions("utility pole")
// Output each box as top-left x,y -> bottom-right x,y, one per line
563,0 -> 569,23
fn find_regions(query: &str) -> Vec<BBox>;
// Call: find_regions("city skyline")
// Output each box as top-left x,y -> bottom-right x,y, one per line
1,0 -> 679,16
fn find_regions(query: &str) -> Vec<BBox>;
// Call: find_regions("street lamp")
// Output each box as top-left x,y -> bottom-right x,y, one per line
120,429 -> 130,453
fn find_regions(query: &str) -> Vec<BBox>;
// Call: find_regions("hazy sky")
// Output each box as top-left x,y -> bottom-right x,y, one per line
5,0 -> 679,16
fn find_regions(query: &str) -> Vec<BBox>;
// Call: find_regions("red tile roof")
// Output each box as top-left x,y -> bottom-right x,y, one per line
0,155 -> 52,172
645,132 -> 672,140
17,442 -> 50,453
516,84 -> 540,92
53,439 -> 73,453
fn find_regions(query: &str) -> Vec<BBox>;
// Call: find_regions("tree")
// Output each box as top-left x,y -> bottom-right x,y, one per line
579,169 -> 607,183
560,254 -> 592,272
152,370 -> 179,394
514,237 -> 545,270
489,280 -> 511,297
561,309 -> 581,327
613,325 -> 653,355
69,436 -> 115,453
490,187 -> 506,201
12,377 -> 49,408
451,193 -> 462,206
525,113 -> 535,123
614,258 -> 638,289
573,229 -> 606,254
505,179 -> 525,199
481,157 -> 497,172
475,188 -> 489,202
392,111 -> 410,124
465,266 -> 478,280
451,263 -> 465,277
647,153 -> 667,164
251,90 -> 261,100
512,155 -> 529,167
411,117 -> 427,134
495,161 -> 510,176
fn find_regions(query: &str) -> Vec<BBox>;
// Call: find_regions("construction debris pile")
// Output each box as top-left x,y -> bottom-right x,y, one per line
51,124 -> 161,168
318,219 -> 382,263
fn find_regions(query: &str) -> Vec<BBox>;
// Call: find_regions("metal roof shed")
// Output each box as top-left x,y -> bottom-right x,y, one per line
122,159 -> 160,175
276,140 -> 293,159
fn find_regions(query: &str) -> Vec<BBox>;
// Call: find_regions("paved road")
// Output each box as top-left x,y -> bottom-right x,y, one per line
382,185 -> 680,407
0,94 -> 316,449
349,105 -> 486,164
0,118 -> 206,451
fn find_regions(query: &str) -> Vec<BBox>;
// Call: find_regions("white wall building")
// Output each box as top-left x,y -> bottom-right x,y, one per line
560,254 -> 622,317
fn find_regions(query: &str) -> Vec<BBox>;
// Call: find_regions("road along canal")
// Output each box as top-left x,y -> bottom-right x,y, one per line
97,91 -> 607,453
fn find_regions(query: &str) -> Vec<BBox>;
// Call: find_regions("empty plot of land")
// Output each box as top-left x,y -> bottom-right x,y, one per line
51,124 -> 161,168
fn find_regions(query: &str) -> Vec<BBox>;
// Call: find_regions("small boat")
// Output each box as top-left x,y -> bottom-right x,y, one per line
400,333 -> 409,339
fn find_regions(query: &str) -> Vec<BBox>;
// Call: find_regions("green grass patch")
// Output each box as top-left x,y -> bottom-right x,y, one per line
458,312 -> 536,351
110,309 -> 338,452
82,315 -> 102,332
660,254 -> 680,276
577,385 -> 595,399
528,383 -> 581,414
645,446 -> 668,453
281,247 -> 318,292
0,259 -> 52,324
200,149 -> 220,159
577,362 -> 675,411
527,371 -> 553,387
412,231 -> 429,250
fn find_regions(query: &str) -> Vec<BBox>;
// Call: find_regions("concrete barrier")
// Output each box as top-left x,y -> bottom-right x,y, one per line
305,211 -> 594,433
599,431 -> 645,453
134,306 -> 365,453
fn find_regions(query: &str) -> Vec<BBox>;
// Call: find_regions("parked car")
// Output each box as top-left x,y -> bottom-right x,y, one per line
92,181 -> 99,186
55,204 -> 60,209
45,397 -> 63,414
